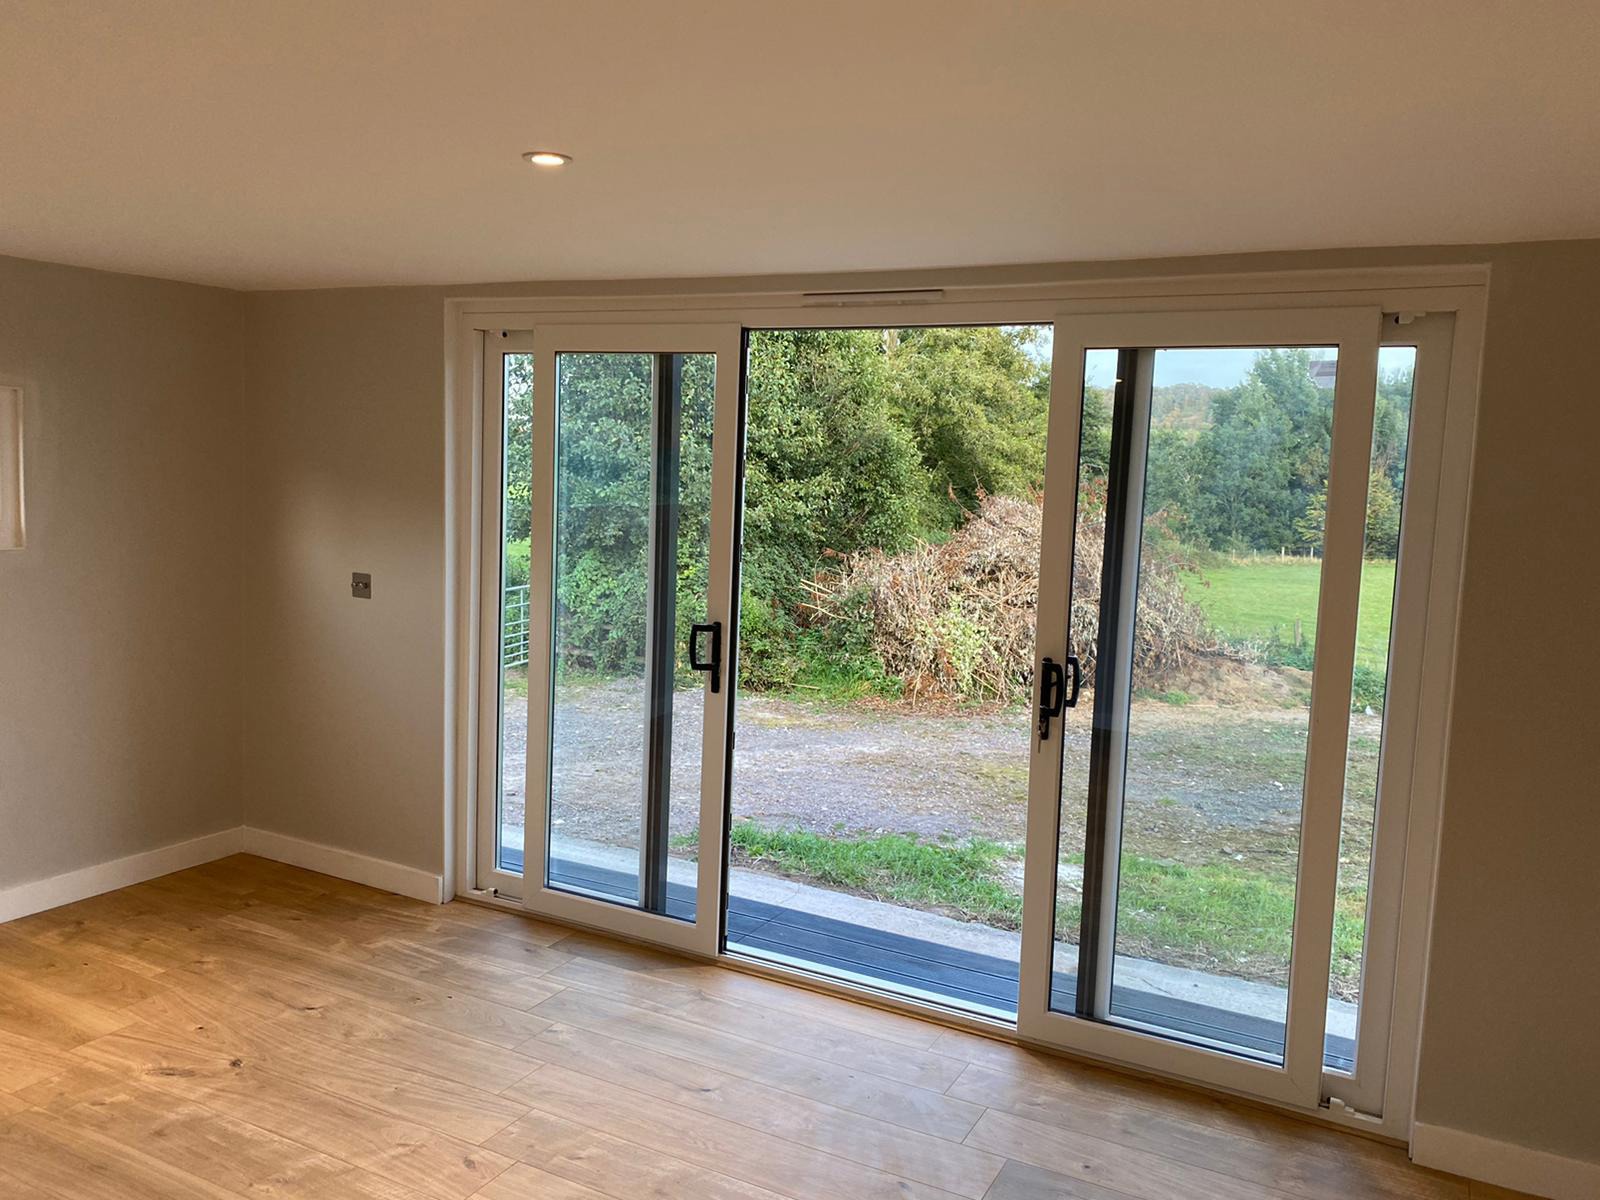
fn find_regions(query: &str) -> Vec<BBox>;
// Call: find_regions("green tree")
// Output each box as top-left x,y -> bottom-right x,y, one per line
504,354 -> 533,543
741,330 -> 923,598
884,326 -> 1050,527
1167,349 -> 1333,554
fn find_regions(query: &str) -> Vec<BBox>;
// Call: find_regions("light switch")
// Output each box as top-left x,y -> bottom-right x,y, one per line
351,572 -> 372,599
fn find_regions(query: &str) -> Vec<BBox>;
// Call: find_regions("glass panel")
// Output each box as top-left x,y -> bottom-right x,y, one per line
1048,348 -> 1116,1009
548,352 -> 654,905
725,326 -> 1051,1018
496,351 -> 533,874
1325,345 -> 1417,1071
1110,346 -> 1339,1059
1108,346 -> 1339,1063
544,351 -> 714,916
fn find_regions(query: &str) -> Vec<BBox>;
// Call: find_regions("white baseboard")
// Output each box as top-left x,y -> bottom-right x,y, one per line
240,827 -> 444,905
0,825 -> 444,926
1412,1121 -> 1600,1200
0,827 -> 244,924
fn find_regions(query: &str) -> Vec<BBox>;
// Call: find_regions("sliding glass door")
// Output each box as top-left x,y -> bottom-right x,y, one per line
478,324 -> 742,956
473,297 -> 1455,1117
1018,307 -> 1383,1106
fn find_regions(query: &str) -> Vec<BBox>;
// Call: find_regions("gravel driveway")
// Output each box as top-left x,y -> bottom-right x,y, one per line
498,675 -> 1381,870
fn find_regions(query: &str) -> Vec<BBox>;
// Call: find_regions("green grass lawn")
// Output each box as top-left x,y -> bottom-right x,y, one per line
721,824 -> 1024,929
1184,558 -> 1396,673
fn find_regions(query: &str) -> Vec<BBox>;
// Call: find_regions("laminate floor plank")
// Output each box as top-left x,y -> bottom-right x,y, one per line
312,932 -> 568,1010
549,929 -> 947,1049
966,1107 -> 1302,1200
950,1062 -> 1465,1200
175,922 -> 560,1043
0,1025 -> 81,1091
477,1106 -> 794,1200
0,1111 -> 239,1200
546,953 -> 966,1090
530,985 -> 983,1141
937,1025 -> 1372,1153
422,927 -> 578,972
123,995 -> 533,1144
508,1022 -> 1004,1197
41,1083 -> 401,1198
471,1162 -> 619,1200
981,1159 -> 1133,1200
0,970 -> 134,1049
488,1064 -> 968,1200
278,996 -> 545,1092
74,1024 -> 513,1199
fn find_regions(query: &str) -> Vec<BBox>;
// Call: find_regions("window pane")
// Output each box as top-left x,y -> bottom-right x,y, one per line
548,352 -> 655,905
544,351 -> 714,917
1110,346 -> 1338,1063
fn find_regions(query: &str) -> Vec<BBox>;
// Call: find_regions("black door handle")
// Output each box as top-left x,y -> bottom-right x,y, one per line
688,621 -> 722,693
1037,654 -> 1082,740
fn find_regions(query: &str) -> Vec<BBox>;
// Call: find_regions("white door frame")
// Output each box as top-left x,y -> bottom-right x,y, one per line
446,267 -> 1486,1139
474,331 -> 535,900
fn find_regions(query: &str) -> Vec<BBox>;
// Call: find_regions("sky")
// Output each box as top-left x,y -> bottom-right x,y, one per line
1081,344 -> 1413,389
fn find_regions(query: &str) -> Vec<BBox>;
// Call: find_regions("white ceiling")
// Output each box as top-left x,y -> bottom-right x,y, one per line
2,1 -> 1597,291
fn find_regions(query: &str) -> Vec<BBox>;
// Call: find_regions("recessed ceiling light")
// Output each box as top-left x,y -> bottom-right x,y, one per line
523,151 -> 571,168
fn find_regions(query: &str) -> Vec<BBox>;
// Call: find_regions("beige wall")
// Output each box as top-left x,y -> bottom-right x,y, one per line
1412,241 -> 1600,1160
239,288 -> 450,872
0,255 -> 244,885
216,243 -> 1600,1166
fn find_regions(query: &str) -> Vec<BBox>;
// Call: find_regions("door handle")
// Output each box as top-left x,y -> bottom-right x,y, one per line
1037,654 -> 1082,740
688,621 -> 722,693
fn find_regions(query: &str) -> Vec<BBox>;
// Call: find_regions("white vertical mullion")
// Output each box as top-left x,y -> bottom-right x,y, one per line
1284,311 -> 1384,1095
473,337 -> 503,887
696,326 -> 746,947
1016,322 -> 1088,1030
523,338 -> 560,903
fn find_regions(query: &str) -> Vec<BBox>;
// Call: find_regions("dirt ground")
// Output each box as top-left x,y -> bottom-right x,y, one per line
498,660 -> 1382,881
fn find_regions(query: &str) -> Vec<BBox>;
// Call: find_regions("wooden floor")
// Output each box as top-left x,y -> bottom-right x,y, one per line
0,856 -> 1529,1200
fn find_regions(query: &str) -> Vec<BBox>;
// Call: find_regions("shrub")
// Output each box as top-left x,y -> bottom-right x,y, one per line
1350,665 -> 1388,712
810,491 -> 1213,702
503,538 -> 530,588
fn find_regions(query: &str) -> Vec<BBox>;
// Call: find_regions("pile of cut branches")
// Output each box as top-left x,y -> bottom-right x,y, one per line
804,490 -> 1212,703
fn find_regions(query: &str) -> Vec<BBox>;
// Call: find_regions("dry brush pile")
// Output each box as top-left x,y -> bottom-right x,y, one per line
805,491 -> 1214,703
